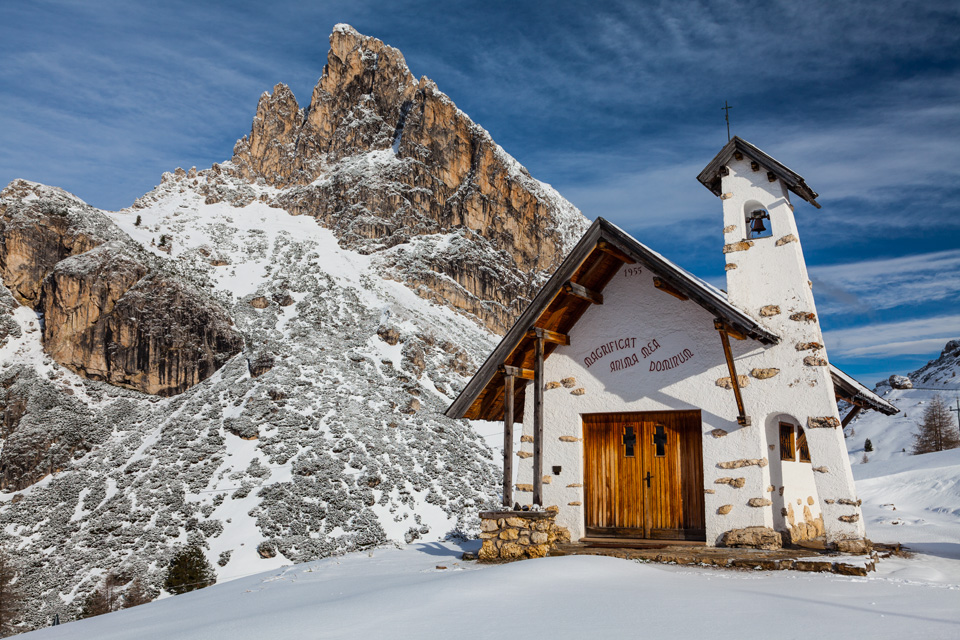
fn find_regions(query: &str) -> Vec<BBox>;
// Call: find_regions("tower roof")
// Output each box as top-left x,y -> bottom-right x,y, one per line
697,137 -> 821,209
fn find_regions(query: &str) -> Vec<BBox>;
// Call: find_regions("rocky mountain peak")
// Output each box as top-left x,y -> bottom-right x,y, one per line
231,83 -> 305,186
0,24 -> 590,630
228,25 -> 588,333
232,25 -> 419,186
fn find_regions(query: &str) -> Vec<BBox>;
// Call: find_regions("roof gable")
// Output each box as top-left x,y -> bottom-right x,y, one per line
697,137 -> 821,209
445,217 -> 779,421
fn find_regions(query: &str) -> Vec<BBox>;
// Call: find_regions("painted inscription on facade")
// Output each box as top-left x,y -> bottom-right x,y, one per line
584,337 -> 694,374
649,348 -> 695,371
610,353 -> 639,371
583,338 -> 636,369
640,339 -> 660,359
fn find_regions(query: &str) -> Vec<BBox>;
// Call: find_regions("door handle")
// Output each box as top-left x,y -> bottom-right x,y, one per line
644,472 -> 652,487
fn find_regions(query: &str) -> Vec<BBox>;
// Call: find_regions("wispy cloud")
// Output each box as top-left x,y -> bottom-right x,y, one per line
811,249 -> 960,314
824,315 -> 960,358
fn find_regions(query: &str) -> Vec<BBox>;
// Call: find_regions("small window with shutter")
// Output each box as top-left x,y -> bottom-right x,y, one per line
779,422 -> 796,461
797,426 -> 811,463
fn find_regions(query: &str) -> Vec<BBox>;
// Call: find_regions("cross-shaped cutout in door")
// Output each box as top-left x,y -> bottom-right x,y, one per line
622,426 -> 636,457
653,424 -> 667,457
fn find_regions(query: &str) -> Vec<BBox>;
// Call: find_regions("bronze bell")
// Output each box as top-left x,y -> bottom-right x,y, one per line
749,209 -> 768,235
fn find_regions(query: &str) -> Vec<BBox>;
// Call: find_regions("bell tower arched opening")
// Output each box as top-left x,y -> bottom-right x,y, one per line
744,199 -> 772,239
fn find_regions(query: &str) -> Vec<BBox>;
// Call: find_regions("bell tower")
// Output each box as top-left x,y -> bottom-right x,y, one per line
697,138 -> 868,548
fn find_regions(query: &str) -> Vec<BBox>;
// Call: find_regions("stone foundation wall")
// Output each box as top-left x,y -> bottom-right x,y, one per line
478,510 -> 571,561
783,501 -> 825,544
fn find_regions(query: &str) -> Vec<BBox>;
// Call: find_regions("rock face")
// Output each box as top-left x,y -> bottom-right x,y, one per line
229,24 -> 587,332
42,250 -> 242,396
0,181 -> 242,396
0,365 -> 104,491
888,374 -> 913,390
0,181 -> 123,304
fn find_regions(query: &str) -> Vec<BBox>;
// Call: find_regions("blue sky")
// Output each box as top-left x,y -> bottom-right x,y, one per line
2,0 -> 958,385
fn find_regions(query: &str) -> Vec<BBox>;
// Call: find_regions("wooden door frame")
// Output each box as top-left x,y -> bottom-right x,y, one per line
582,410 -> 705,541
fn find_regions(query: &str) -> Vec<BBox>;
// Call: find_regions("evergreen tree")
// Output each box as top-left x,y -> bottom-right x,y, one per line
912,395 -> 960,454
864,438 -> 874,452
123,577 -> 153,609
134,214 -> 142,226
163,546 -> 216,595
0,549 -> 23,637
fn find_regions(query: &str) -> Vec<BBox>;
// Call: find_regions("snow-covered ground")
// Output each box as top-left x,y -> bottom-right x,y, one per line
22,539 -> 960,639
22,442 -> 960,639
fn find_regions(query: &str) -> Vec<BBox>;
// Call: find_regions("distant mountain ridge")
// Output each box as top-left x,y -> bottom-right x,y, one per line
843,339 -> 960,465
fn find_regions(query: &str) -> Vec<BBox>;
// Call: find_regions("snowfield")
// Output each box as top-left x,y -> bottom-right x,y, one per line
21,445 -> 960,639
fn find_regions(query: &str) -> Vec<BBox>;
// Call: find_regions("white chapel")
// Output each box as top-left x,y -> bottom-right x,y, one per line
447,137 -> 897,552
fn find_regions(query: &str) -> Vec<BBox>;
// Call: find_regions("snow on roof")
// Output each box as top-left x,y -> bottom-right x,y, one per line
830,363 -> 899,415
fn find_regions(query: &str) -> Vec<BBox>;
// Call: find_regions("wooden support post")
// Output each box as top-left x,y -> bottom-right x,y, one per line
533,336 -> 545,506
715,319 -> 751,426
502,373 -> 515,508
841,405 -> 862,428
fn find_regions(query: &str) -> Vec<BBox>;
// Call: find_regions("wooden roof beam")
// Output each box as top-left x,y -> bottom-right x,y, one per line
714,319 -> 747,341
527,327 -> 570,346
475,384 -> 504,421
563,281 -> 603,305
841,405 -> 862,428
597,240 -> 636,265
653,277 -> 689,301
500,365 -> 535,380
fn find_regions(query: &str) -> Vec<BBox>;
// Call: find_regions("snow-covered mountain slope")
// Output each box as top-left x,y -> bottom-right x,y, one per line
0,180 -> 510,627
841,339 -> 960,568
855,449 -> 960,559
844,340 -> 960,463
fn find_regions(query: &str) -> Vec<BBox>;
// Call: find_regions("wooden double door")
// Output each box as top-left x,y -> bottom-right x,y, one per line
582,411 -> 705,540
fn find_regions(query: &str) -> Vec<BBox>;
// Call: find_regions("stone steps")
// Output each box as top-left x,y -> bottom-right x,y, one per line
548,543 -> 881,576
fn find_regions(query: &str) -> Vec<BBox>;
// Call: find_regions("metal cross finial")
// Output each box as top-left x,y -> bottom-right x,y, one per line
722,101 -> 733,141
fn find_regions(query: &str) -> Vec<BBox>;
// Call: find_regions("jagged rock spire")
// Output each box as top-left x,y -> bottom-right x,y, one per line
230,25 -> 587,333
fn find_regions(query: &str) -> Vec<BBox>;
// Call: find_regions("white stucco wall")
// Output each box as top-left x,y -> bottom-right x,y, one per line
514,267 -> 778,545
